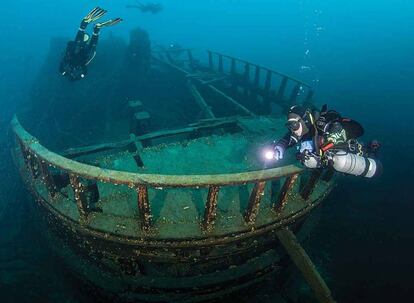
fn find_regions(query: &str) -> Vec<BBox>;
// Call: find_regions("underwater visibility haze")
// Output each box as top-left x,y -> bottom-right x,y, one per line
0,0 -> 413,302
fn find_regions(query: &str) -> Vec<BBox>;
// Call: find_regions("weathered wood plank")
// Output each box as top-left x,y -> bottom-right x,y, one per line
187,81 -> 216,119
206,84 -> 256,117
137,185 -> 152,230
62,140 -> 132,158
38,160 -> 57,198
13,116 -> 303,188
276,227 -> 336,303
202,186 -> 220,231
274,174 -> 298,214
244,181 -> 266,224
69,174 -> 88,222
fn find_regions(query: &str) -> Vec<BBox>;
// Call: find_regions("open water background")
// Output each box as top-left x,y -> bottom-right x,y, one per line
0,1 -> 413,302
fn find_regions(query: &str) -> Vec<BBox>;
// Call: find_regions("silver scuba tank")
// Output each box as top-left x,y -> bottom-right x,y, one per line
330,150 -> 381,178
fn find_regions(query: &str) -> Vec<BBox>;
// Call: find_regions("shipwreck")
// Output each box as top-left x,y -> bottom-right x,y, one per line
12,31 -> 336,303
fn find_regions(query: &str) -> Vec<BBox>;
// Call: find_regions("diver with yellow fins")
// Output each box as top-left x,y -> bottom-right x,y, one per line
264,104 -> 382,178
59,7 -> 122,81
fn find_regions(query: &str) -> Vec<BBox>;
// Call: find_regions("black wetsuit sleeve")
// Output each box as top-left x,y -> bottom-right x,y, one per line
75,20 -> 89,42
88,33 -> 98,53
84,27 -> 100,65
73,20 -> 91,56
275,132 -> 297,150
72,25 -> 92,66
75,29 -> 86,44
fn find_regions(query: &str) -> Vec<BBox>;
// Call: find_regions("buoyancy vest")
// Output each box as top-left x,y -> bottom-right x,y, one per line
314,109 -> 364,154
316,110 -> 364,138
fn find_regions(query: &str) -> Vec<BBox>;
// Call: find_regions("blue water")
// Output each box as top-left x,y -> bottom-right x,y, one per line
1,0 -> 413,302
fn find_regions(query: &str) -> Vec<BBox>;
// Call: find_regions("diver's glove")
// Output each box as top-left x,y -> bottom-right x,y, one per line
298,150 -> 322,169
273,145 -> 285,161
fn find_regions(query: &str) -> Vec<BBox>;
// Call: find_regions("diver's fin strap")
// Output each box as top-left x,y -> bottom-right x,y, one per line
84,7 -> 107,23
95,18 -> 123,29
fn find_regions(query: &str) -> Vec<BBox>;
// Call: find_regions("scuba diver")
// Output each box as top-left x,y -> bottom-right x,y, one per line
264,104 -> 382,178
59,7 -> 122,81
126,2 -> 164,14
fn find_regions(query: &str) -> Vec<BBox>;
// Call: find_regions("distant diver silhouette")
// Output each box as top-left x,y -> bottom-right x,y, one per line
59,7 -> 122,81
126,1 -> 164,14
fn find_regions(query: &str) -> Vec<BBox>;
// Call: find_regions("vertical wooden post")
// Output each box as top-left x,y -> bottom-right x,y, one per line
218,55 -> 224,74
137,185 -> 152,230
243,63 -> 251,98
244,181 -> 266,224
208,51 -> 213,71
276,76 -> 288,101
69,174 -> 88,222
274,174 -> 299,214
38,159 -> 57,198
252,66 -> 261,103
289,82 -> 302,104
301,169 -> 323,200
203,186 -> 220,231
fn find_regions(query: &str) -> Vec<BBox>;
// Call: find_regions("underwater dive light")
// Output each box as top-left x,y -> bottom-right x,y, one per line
263,148 -> 275,161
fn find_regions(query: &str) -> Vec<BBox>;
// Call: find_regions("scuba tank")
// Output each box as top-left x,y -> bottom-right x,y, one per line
328,150 -> 382,178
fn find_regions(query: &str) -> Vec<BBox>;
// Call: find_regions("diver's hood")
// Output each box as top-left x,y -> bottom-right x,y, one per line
287,112 -> 302,122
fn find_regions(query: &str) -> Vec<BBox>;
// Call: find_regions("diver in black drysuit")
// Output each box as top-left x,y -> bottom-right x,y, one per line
126,2 -> 164,14
59,7 -> 122,81
265,104 -> 382,178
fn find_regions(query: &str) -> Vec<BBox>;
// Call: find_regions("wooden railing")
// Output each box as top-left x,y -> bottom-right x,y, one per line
153,48 -> 314,115
207,51 -> 314,108
13,116 -> 329,234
